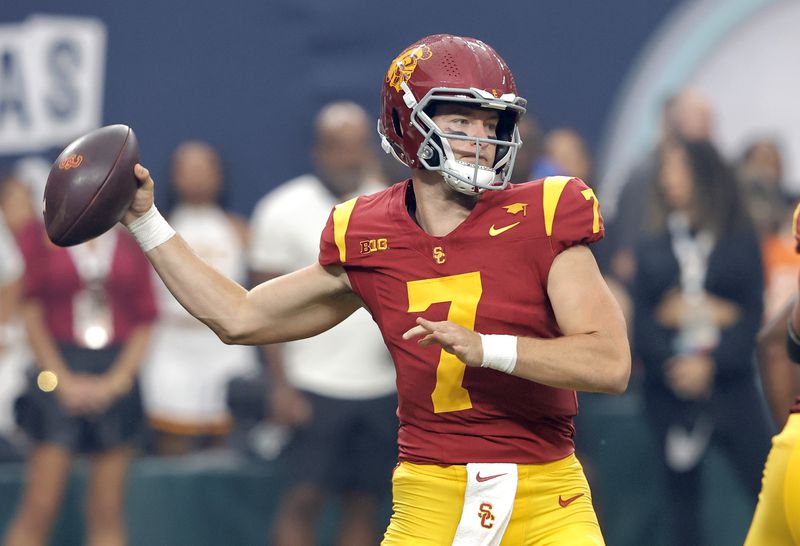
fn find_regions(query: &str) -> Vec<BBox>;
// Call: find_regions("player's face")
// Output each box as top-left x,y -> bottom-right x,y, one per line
431,104 -> 499,167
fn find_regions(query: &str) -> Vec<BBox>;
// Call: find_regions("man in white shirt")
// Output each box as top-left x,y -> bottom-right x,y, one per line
249,102 -> 397,546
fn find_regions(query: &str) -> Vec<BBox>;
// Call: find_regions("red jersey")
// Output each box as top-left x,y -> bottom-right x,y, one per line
319,177 -> 604,464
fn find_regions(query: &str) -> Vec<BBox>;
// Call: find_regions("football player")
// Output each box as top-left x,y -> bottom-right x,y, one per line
744,203 -> 800,546
122,34 -> 630,544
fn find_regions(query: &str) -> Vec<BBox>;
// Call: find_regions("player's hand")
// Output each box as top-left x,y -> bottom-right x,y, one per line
793,201 -> 800,253
665,354 -> 715,400
121,164 -> 155,226
402,317 -> 482,367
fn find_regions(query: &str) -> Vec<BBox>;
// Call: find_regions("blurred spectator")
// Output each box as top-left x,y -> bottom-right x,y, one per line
737,138 -> 788,239
0,175 -> 34,463
3,219 -> 156,546
249,101 -> 396,546
606,88 -> 715,284
0,213 -> 22,349
509,114 -> 548,183
0,175 -> 37,237
12,156 -> 50,215
632,138 -> 772,546
0,211 -> 26,462
140,141 -> 258,456
761,214 -> 800,322
736,138 -> 800,321
543,128 -> 594,182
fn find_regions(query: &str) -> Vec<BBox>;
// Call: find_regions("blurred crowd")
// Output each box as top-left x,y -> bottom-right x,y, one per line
0,89 -> 797,545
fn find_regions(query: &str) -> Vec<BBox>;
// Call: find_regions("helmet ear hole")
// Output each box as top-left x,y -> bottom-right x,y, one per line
391,109 -> 403,137
493,111 -> 518,165
425,134 -> 442,167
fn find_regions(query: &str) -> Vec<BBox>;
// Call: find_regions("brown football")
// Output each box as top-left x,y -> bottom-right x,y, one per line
44,124 -> 140,247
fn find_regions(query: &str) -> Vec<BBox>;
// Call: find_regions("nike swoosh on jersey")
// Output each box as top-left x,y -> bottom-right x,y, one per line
476,472 -> 508,482
488,222 -> 521,236
558,493 -> 584,507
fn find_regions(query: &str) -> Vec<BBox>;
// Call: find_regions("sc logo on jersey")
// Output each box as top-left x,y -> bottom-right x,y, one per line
360,238 -> 389,254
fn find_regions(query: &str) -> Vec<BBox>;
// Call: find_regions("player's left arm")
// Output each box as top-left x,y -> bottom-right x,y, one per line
757,296 -> 800,426
403,246 -> 630,394
521,244 -> 631,393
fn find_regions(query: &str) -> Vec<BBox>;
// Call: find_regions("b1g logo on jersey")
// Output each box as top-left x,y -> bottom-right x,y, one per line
478,502 -> 495,529
360,238 -> 388,254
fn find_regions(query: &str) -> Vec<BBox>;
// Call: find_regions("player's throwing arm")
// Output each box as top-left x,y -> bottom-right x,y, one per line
123,165 -> 363,346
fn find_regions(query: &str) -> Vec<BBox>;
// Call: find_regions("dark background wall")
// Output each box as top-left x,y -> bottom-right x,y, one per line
2,0 -> 681,215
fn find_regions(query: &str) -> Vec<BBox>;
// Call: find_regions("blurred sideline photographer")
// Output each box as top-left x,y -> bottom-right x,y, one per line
249,101 -> 396,546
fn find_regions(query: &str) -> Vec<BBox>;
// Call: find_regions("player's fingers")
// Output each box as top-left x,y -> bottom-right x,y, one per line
415,316 -> 447,330
403,324 -> 431,340
134,163 -> 154,188
417,333 -> 439,347
424,331 -> 457,351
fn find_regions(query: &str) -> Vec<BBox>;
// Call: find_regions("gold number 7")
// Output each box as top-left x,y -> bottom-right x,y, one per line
581,188 -> 600,233
406,271 -> 482,413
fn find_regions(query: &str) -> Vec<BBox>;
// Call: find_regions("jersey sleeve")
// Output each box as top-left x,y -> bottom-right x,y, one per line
542,176 -> 604,255
318,196 -> 359,267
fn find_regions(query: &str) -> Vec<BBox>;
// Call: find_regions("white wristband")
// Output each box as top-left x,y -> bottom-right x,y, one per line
126,205 -> 176,252
480,334 -> 517,374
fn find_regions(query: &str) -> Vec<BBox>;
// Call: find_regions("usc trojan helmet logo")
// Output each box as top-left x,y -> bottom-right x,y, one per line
386,44 -> 432,92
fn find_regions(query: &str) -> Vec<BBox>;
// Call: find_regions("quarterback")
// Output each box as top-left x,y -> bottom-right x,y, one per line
122,34 -> 630,544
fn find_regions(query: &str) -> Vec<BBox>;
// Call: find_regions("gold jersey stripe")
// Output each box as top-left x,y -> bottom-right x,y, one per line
542,176 -> 572,236
333,197 -> 359,263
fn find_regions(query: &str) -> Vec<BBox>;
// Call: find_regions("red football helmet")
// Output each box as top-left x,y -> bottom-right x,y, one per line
378,34 -> 527,194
